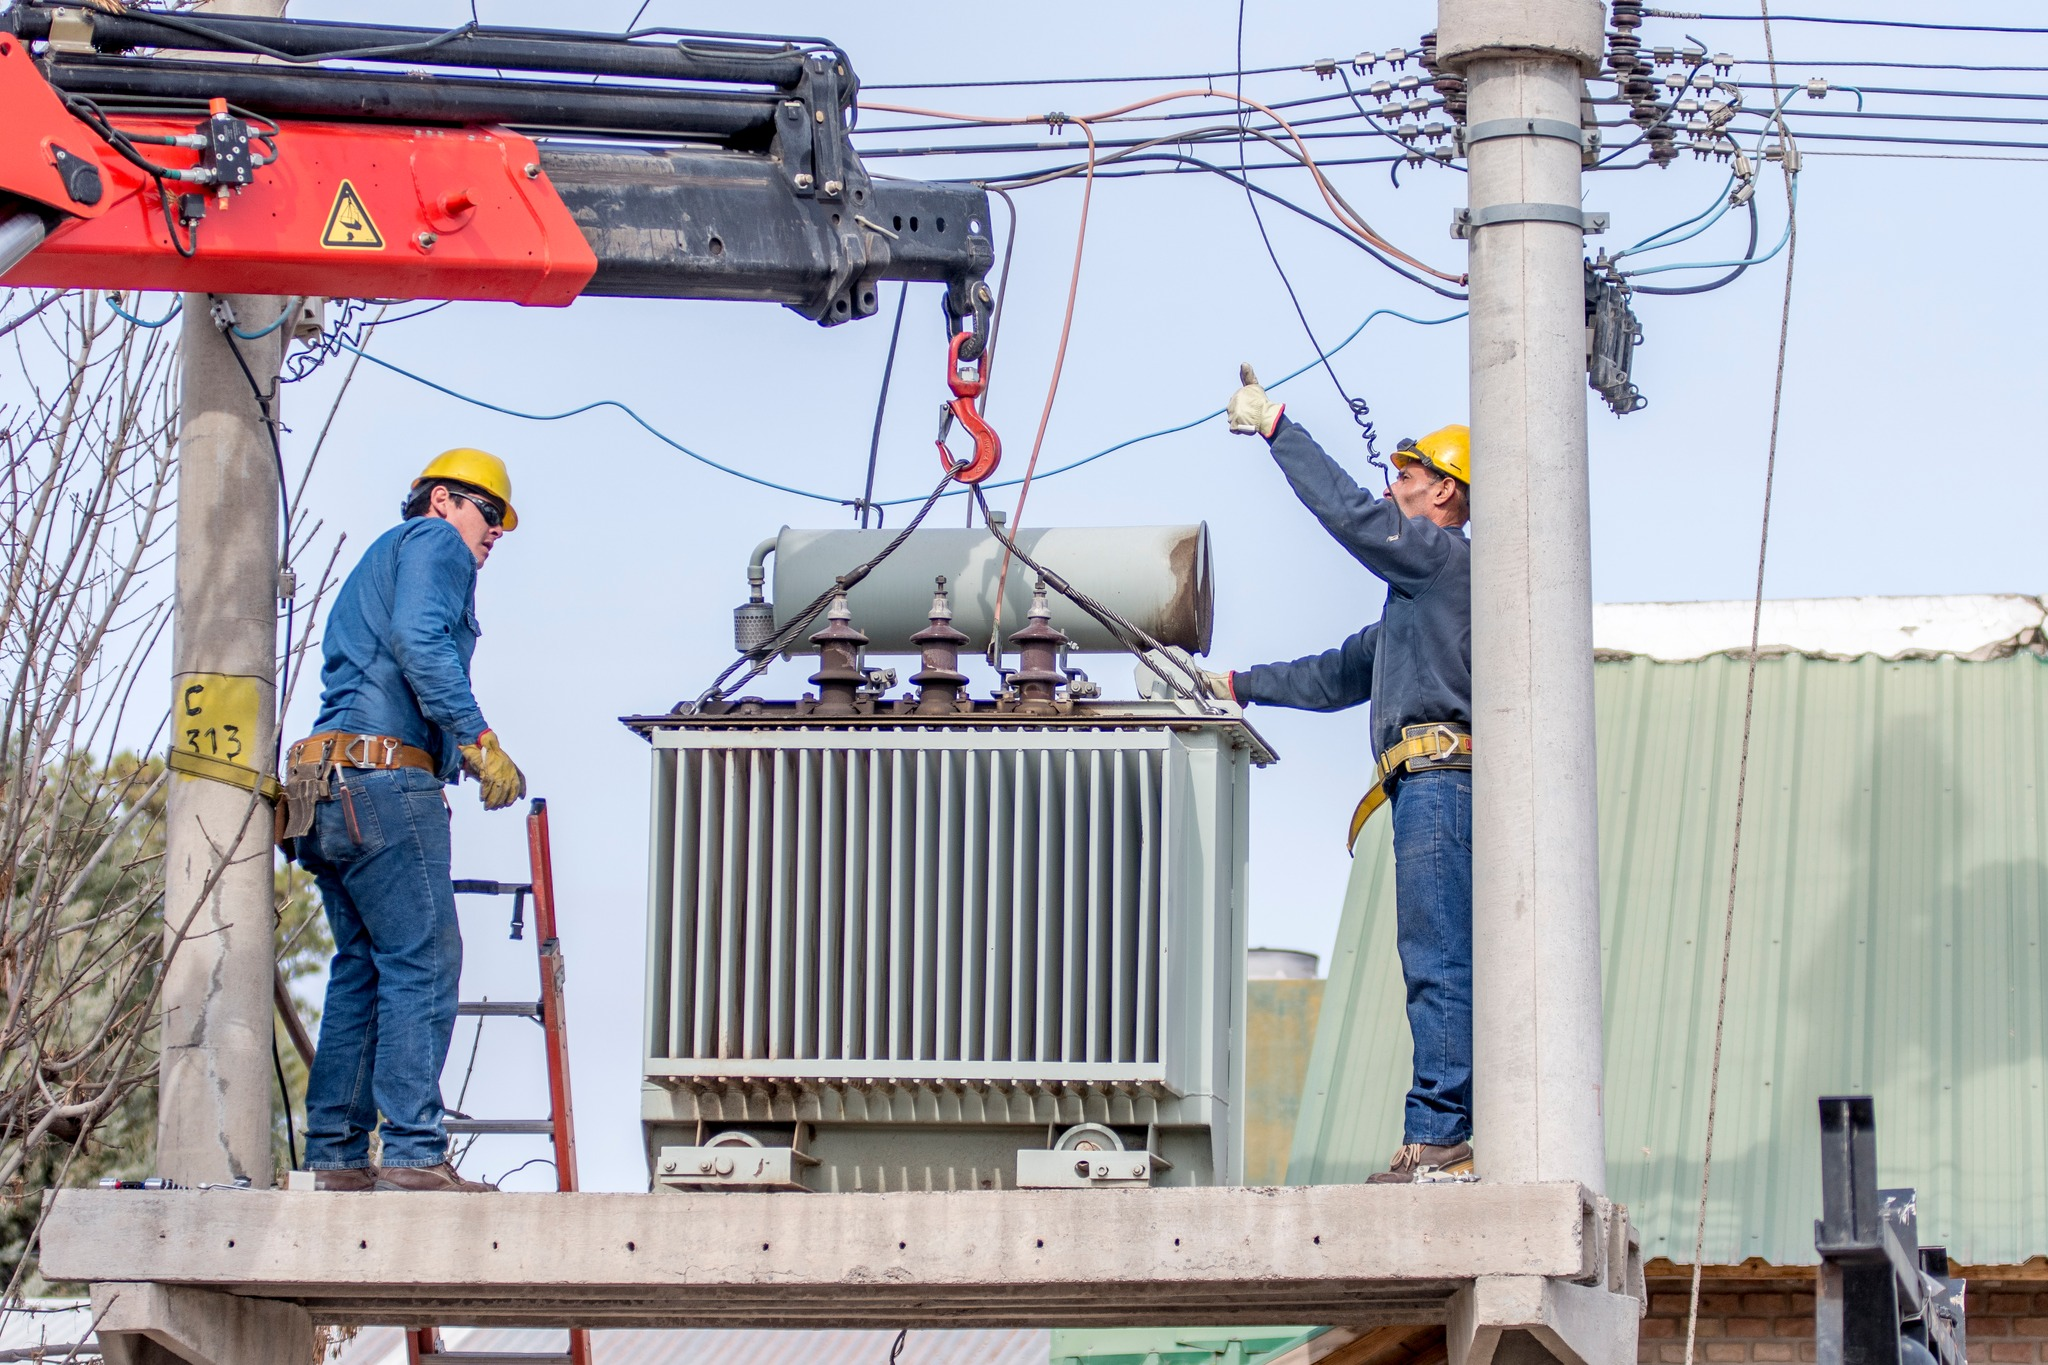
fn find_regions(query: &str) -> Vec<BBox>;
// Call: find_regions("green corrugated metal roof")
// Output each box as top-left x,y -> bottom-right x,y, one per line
1289,650 -> 2048,1267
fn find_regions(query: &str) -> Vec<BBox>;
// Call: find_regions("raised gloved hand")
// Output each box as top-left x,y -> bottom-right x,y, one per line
1225,363 -> 1284,439
1197,669 -> 1236,702
459,729 -> 527,811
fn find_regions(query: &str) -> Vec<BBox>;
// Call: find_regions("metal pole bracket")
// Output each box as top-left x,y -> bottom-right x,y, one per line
1457,117 -> 1589,156
1452,204 -> 1608,239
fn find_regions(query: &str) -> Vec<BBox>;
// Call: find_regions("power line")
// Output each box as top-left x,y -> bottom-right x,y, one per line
864,61 -> 1307,91
1650,10 -> 2048,35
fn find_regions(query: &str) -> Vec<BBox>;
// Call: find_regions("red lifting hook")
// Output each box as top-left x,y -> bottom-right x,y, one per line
935,330 -> 1001,484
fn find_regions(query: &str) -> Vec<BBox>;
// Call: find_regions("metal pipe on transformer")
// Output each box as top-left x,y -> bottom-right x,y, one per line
156,0 -> 289,1192
1437,0 -> 1609,1193
765,525 -> 1214,656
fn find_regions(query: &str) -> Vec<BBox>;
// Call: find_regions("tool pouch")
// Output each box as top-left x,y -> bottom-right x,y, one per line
280,756 -> 330,843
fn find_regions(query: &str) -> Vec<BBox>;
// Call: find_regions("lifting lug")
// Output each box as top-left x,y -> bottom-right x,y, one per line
935,329 -> 1001,485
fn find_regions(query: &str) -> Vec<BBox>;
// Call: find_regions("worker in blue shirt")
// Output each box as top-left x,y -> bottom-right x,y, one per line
282,448 -> 527,1193
1213,366 -> 1476,1184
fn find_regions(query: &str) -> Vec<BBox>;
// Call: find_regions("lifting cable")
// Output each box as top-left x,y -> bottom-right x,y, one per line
1683,3 -> 1798,1361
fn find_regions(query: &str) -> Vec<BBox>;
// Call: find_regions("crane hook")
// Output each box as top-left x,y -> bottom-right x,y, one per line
935,329 -> 1001,484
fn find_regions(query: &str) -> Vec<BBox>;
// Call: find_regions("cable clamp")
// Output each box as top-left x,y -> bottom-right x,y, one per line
1451,203 -> 1608,239
1458,118 -> 1588,153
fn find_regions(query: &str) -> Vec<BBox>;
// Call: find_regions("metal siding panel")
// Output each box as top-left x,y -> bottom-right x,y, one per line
693,751 -> 722,1060
1036,748 -> 1062,1064
845,750 -> 870,1059
1298,650 -> 2048,1266
937,749 -> 964,1063
1013,747 -> 1037,1061
646,749 -> 677,1062
1063,747 -> 1086,1063
794,748 -> 820,1060
744,749 -> 772,1059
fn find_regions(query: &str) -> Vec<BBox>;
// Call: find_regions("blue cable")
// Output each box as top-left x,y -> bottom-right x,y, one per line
1621,179 -> 1797,277
230,303 -> 297,340
104,294 -> 183,328
335,304 -> 1468,509
880,306 -> 1471,505
1615,172 -> 1736,260
334,340 -> 850,504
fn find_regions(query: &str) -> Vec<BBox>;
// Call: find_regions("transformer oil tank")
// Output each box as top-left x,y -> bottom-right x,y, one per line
627,563 -> 1270,1195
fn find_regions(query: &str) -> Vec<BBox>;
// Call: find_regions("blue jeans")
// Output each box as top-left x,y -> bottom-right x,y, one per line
296,767 -> 464,1169
1389,767 -> 1474,1146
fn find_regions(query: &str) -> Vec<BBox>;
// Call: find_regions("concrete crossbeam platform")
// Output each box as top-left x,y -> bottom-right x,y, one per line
42,1182 -> 1635,1331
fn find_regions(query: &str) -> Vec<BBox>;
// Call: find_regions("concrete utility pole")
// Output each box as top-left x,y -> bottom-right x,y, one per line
158,0 -> 292,1189
1438,0 -> 1610,1193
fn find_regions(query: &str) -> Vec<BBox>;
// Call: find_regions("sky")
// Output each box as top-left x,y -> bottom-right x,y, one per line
47,0 -> 2048,1192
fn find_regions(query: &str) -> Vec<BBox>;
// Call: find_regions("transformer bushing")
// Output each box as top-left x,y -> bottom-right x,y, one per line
1007,581 -> 1069,711
908,576 -> 969,716
807,588 -> 868,716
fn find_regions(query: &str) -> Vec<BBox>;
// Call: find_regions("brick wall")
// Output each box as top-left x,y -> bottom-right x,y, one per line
1639,1275 -> 2048,1365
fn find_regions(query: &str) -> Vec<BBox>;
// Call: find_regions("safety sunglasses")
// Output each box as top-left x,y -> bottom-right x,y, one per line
450,491 -> 505,528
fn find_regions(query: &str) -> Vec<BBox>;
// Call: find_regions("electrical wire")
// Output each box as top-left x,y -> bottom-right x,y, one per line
1648,11 -> 2048,35
272,1031 -> 299,1171
964,131 -> 1468,300
854,283 -> 908,528
331,303 -> 1462,510
103,294 -> 184,328
866,62 -> 1307,92
333,339 -> 851,504
1238,0 -> 1385,480
1684,7 -> 1798,1360
860,89 -> 1465,284
1628,196 -> 1759,296
219,323 -> 297,718
877,305 -> 1467,505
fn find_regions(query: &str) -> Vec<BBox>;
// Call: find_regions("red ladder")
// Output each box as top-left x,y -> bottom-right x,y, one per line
408,798 -> 589,1365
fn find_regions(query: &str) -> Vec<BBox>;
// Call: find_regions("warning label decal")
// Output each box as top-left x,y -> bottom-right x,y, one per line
321,180 -> 384,249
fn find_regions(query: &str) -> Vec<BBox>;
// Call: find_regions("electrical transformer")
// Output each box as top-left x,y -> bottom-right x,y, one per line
628,527 -> 1271,1193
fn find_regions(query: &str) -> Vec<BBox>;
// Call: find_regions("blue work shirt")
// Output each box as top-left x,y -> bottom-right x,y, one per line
1233,416 -> 1471,760
310,517 -> 489,783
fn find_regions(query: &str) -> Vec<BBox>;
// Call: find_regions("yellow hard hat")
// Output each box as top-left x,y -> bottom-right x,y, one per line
1392,424 -> 1471,486
412,448 -> 517,530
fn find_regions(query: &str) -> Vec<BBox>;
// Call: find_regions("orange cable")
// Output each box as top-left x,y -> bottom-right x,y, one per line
861,88 -> 1465,284
986,113 -> 1098,647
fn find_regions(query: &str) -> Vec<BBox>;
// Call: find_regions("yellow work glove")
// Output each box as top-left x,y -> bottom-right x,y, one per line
459,729 -> 527,811
1197,669 -> 1236,702
1225,363 -> 1284,438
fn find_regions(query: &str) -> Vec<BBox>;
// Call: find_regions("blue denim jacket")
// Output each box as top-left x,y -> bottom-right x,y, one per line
310,518 -> 488,783
1233,416 -> 1471,760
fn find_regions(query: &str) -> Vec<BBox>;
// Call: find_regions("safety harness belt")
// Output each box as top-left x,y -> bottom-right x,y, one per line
1347,723 -> 1473,854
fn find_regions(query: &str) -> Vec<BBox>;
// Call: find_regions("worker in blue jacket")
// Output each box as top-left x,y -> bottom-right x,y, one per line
1214,365 -> 1476,1183
281,448 -> 527,1193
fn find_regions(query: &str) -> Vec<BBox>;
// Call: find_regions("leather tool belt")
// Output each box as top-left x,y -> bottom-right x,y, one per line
1346,722 -> 1473,854
278,730 -> 437,843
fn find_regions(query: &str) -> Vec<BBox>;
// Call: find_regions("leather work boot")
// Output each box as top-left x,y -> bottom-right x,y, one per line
374,1162 -> 499,1192
309,1167 -> 377,1192
1365,1140 -> 1475,1184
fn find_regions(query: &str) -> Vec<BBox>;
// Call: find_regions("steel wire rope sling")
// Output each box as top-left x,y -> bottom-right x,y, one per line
1682,1 -> 1801,1361
968,485 -> 1222,713
688,466 -> 965,710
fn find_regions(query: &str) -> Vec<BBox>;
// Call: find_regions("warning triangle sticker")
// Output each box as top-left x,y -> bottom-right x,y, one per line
320,180 -> 384,250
